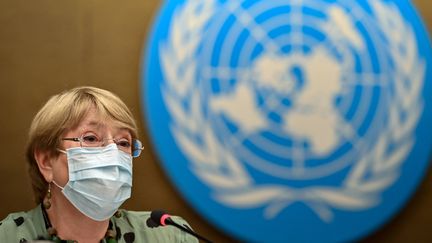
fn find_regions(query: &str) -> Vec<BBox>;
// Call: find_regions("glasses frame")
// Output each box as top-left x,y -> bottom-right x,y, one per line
61,135 -> 144,158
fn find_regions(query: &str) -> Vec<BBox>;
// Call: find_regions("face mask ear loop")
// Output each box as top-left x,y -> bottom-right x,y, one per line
56,148 -> 67,154
52,180 -> 65,191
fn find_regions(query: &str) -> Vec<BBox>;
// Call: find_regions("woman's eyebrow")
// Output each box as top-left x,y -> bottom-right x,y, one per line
81,120 -> 131,135
116,128 -> 132,137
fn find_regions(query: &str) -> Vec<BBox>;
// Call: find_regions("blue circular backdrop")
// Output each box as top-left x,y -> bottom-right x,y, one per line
142,0 -> 432,242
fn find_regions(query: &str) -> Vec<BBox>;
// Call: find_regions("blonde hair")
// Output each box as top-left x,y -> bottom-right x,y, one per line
26,86 -> 138,203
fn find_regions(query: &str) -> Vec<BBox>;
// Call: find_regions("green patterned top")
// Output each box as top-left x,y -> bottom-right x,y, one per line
0,205 -> 198,243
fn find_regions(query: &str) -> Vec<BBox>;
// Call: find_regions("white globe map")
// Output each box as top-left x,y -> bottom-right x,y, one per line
210,48 -> 344,156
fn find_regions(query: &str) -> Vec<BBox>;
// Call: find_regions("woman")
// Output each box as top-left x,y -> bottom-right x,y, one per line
0,87 -> 197,242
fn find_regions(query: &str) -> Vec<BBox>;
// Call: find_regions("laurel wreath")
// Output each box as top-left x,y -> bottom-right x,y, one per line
159,0 -> 425,222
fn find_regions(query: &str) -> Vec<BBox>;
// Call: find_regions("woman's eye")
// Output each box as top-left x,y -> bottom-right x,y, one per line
82,135 -> 99,144
116,139 -> 131,148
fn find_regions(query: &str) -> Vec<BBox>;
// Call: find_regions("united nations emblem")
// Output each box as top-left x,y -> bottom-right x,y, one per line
142,0 -> 432,242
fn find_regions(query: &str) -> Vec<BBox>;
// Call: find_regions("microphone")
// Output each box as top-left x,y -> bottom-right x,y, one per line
150,210 -> 213,243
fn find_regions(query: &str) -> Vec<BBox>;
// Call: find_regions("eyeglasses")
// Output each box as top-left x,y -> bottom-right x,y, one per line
62,134 -> 144,158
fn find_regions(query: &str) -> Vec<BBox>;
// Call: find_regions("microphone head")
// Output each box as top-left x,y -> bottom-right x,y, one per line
150,210 -> 171,226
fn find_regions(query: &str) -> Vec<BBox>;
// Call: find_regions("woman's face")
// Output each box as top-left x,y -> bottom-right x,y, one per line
52,107 -> 133,186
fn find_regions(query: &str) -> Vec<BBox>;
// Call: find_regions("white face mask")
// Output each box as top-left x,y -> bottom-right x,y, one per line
54,143 -> 133,221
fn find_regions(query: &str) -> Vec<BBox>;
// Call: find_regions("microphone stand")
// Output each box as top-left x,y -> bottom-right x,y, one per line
166,218 -> 213,243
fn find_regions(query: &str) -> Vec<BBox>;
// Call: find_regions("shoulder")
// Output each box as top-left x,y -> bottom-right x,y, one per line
113,209 -> 198,243
0,206 -> 46,242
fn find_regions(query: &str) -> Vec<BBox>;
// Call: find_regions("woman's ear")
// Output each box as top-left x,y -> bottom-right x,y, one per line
34,149 -> 54,182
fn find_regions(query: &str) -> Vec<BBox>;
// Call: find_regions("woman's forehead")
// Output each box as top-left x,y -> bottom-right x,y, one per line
74,112 -> 130,133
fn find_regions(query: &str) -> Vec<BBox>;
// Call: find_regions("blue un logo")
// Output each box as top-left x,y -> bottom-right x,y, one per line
143,0 -> 432,242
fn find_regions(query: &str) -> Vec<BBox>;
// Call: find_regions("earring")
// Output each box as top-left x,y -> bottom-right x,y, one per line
43,183 -> 52,209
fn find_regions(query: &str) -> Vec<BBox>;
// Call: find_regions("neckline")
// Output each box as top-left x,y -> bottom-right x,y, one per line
40,204 -> 117,242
